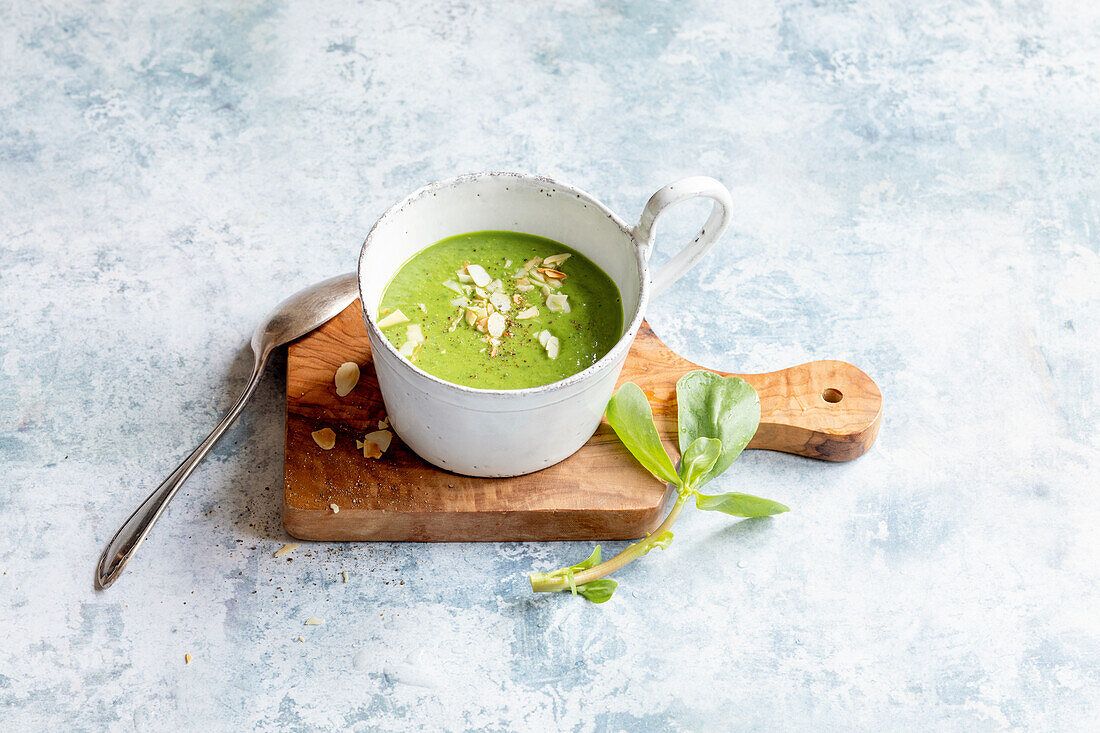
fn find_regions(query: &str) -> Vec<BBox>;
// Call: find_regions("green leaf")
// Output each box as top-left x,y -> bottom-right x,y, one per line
678,437 -> 722,490
676,371 -> 760,489
576,579 -> 617,603
694,492 -> 790,517
570,545 -> 601,572
643,530 -> 674,555
606,382 -> 680,486
652,530 -> 674,550
546,545 -> 603,595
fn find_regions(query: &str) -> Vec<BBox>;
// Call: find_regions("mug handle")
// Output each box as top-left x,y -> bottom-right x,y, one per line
633,176 -> 734,298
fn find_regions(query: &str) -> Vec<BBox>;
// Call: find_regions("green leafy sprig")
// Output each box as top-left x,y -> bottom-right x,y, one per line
528,371 -> 789,602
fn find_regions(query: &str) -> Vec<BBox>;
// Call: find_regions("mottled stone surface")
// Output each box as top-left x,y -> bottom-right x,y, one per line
1,1 -> 1097,730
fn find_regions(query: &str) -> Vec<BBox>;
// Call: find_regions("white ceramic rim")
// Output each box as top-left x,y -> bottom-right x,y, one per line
357,171 -> 651,401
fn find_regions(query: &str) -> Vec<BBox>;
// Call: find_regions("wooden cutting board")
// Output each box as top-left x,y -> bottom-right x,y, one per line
284,301 -> 882,541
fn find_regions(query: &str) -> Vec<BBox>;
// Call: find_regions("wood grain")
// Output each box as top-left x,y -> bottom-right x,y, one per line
284,301 -> 881,541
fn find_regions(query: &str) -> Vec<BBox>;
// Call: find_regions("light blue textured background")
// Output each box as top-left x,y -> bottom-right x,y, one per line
1,1 -> 1097,730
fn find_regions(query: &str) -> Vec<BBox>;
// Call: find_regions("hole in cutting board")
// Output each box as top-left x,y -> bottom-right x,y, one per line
822,387 -> 843,403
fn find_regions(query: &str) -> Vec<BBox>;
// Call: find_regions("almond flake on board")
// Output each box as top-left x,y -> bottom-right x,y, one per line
330,503 -> 339,514
311,428 -> 336,450
185,653 -> 192,664
359,429 -> 392,459
377,417 -> 390,430
376,309 -> 409,328
274,543 -> 299,558
334,362 -> 360,397
342,571 -> 349,583
304,617 -> 323,626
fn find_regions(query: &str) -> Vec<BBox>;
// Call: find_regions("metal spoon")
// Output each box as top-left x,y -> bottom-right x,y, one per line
95,272 -> 360,590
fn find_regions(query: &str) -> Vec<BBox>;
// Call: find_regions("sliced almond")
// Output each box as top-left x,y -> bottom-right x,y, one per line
398,341 -> 416,358
537,330 -> 552,347
515,279 -> 534,292
475,317 -> 488,333
546,335 -> 560,359
448,296 -> 469,307
274,543 -> 299,558
487,278 -> 503,293
376,309 -> 409,328
522,257 -> 542,271
516,306 -> 539,320
542,253 -> 572,267
442,279 -> 465,295
487,312 -> 506,338
334,362 -> 360,397
378,417 -> 390,429
489,292 -> 511,313
465,263 -> 492,287
330,503 -> 339,514
456,269 -> 474,283
528,269 -> 546,285
360,429 -> 392,459
311,428 -> 336,450
342,571 -> 349,583
464,309 -> 477,326
473,286 -> 488,299
304,617 -> 323,626
406,324 -> 425,344
185,653 -> 192,664
537,267 -> 567,280
546,293 -> 571,313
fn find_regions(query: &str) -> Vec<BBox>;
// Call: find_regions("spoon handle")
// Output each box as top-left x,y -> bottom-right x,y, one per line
95,351 -> 269,589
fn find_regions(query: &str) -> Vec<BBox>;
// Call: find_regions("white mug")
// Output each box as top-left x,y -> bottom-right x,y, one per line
357,172 -> 732,477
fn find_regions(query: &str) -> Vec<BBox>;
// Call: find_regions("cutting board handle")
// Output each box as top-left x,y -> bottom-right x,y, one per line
629,324 -> 882,462
731,360 -> 882,462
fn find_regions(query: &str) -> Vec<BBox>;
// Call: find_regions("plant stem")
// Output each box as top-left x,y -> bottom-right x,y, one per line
529,492 -> 691,593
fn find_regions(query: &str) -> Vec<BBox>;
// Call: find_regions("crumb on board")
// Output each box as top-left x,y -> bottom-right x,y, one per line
342,571 -> 349,583
330,503 -> 339,514
185,653 -> 192,664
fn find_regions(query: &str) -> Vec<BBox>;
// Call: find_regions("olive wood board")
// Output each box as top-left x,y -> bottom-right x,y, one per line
284,300 -> 882,542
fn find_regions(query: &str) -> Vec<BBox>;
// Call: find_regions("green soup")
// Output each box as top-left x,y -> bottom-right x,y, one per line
377,231 -> 624,390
